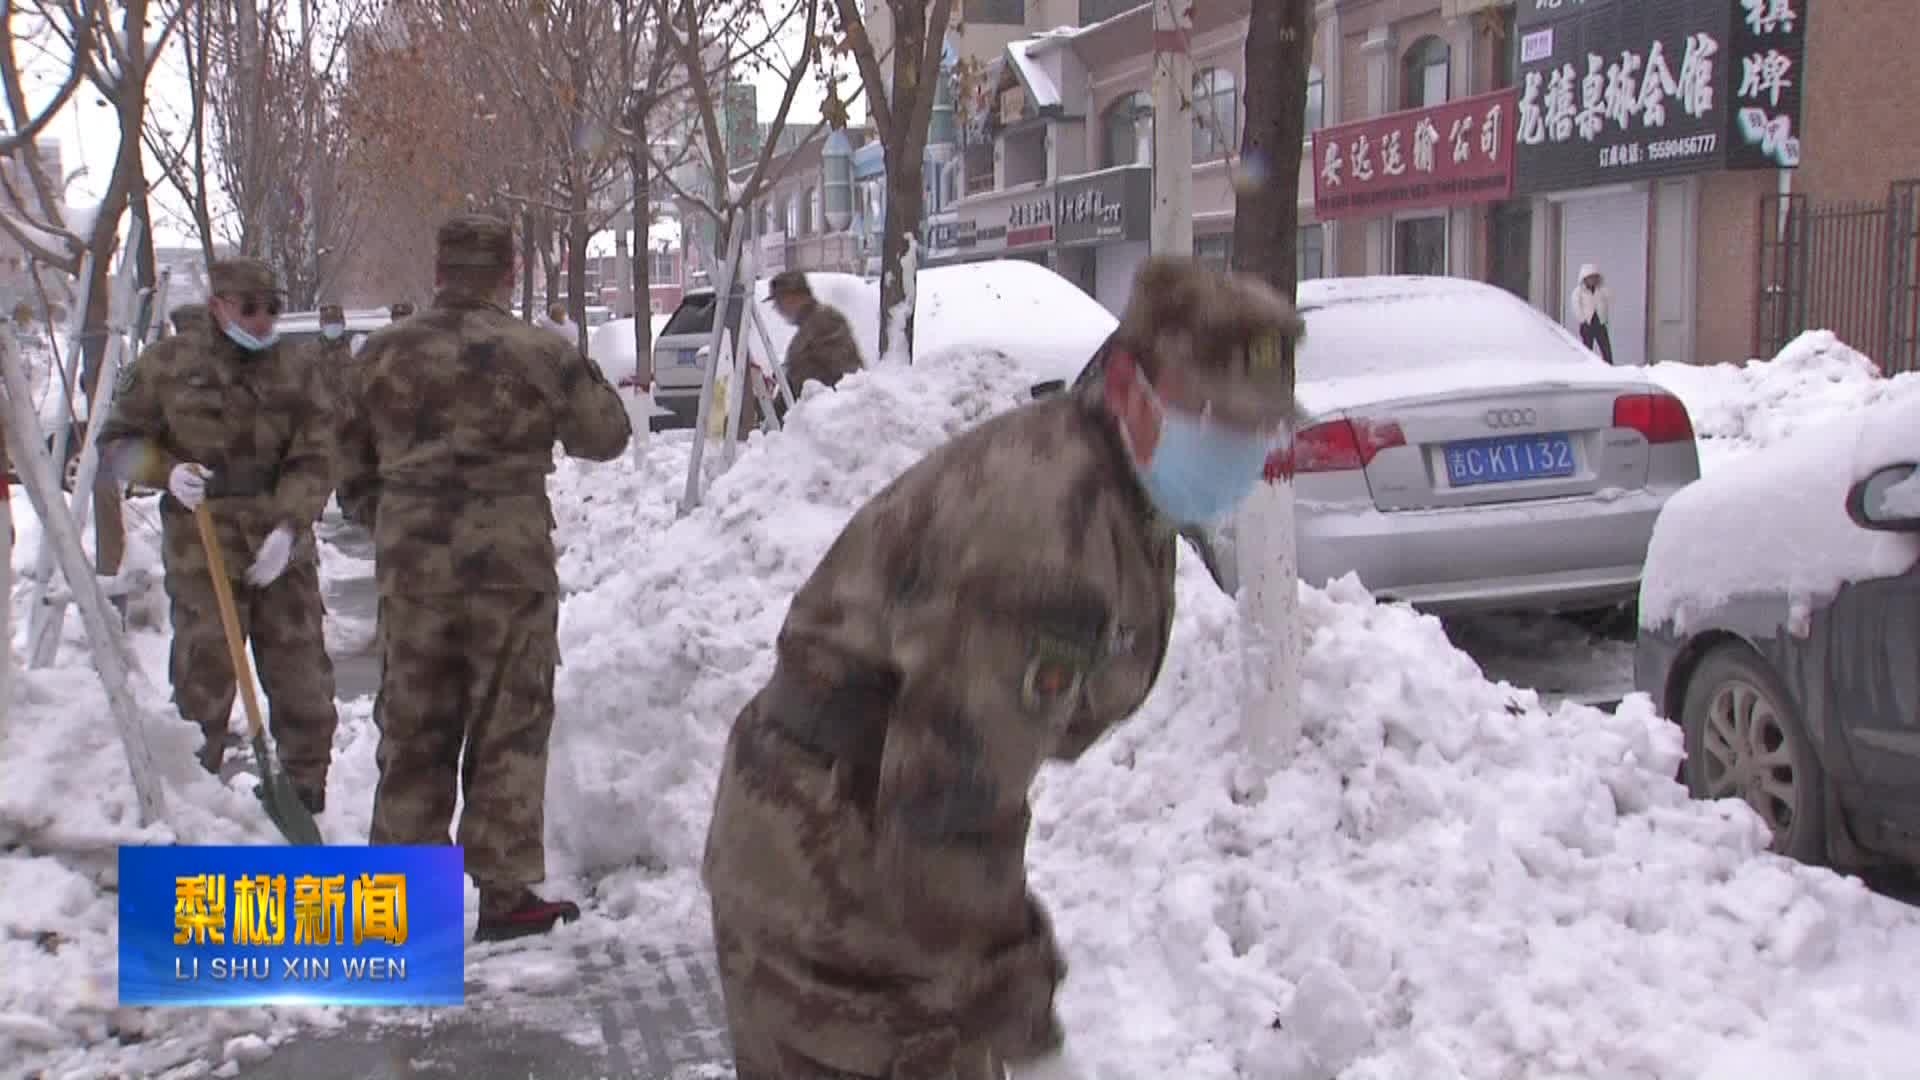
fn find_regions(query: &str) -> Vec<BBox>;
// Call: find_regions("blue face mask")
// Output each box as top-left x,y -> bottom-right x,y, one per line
224,323 -> 279,352
321,324 -> 345,341
1132,382 -> 1275,526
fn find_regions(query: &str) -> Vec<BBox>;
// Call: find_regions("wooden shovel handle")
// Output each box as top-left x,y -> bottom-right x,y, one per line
192,503 -> 267,741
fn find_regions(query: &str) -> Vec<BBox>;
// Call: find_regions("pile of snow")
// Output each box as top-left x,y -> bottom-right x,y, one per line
540,344 -> 1920,1076
1649,330 -> 1920,473
745,260 -> 1114,383
1641,390 -> 1920,636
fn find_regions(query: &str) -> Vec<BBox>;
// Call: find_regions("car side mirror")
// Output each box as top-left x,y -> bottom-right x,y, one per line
1846,462 -> 1920,532
1029,379 -> 1065,400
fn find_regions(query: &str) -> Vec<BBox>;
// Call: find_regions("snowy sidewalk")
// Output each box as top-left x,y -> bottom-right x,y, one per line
234,938 -> 733,1079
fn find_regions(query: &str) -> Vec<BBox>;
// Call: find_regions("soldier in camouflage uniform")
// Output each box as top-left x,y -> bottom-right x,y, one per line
337,213 -> 632,943
99,258 -> 341,811
703,256 -> 1304,1079
769,270 -> 863,404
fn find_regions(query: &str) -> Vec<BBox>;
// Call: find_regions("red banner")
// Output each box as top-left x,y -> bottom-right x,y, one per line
1312,87 -> 1519,222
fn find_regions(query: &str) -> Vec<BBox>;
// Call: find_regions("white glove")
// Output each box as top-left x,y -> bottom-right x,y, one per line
245,524 -> 296,588
1009,1049 -> 1098,1080
168,462 -> 210,509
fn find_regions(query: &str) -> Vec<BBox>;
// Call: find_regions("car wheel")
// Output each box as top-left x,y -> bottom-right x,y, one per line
1679,645 -> 1828,863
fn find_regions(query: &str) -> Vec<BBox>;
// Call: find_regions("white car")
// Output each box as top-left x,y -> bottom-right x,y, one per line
1129,275 -> 1703,617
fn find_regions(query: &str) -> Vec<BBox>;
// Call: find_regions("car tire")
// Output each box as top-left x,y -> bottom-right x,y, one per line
1679,645 -> 1828,863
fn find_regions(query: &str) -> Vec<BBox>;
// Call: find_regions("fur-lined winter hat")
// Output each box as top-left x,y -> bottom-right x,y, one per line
1113,256 -> 1304,428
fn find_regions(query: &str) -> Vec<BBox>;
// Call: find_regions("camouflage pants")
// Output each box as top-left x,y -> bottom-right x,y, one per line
712,919 -> 1006,1080
165,561 -> 339,793
368,590 -> 559,894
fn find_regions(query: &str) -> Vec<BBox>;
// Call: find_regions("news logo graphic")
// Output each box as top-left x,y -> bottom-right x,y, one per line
118,846 -> 465,1007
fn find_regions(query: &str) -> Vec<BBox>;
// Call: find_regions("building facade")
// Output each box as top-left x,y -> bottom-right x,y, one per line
925,0 -> 1326,315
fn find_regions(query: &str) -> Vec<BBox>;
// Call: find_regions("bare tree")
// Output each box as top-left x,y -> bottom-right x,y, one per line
3,0 -> 182,580
827,0 -> 955,363
650,0 -> 824,282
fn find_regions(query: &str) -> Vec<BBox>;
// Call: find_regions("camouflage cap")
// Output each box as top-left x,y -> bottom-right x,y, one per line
1114,256 -> 1304,429
170,302 -> 210,333
207,257 -> 284,297
319,303 -> 345,322
768,270 -> 812,298
436,213 -> 515,271
390,301 -> 415,318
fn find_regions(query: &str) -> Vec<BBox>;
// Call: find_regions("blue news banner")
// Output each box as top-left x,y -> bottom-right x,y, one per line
118,846 -> 465,1007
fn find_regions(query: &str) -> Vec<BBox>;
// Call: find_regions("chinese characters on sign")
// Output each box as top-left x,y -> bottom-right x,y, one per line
1514,0 -> 1735,193
1007,194 -> 1055,248
172,872 -> 411,948
1312,88 -> 1519,221
1055,166 -> 1150,247
1727,0 -> 1808,169
120,846 -> 464,1007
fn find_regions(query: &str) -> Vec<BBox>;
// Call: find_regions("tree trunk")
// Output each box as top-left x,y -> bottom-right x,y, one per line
1229,0 -> 1315,783
1232,0 -> 1312,306
521,207 -> 538,319
879,145 -> 924,364
876,0 -> 931,365
629,149 -> 654,382
568,171 -> 591,355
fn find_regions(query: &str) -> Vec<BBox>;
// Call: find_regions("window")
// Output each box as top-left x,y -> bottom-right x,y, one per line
1080,0 -> 1138,23
1306,67 -> 1325,131
1394,216 -> 1447,276
963,134 -> 995,196
1298,225 -> 1325,281
1193,67 -> 1238,163
1400,36 -> 1451,109
662,292 -> 717,336
650,250 -> 675,281
785,195 -> 800,236
964,0 -> 1024,24
808,187 -> 822,234
1103,92 -> 1153,168
1194,233 -> 1232,271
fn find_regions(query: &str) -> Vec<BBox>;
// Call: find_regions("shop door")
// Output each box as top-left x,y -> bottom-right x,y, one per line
1559,189 -> 1649,367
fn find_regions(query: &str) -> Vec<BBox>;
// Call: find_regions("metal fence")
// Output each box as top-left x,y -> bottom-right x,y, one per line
1757,179 -> 1920,374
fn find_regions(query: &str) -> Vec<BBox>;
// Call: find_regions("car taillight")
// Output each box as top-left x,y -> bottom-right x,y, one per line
1613,393 -> 1694,444
1264,418 -> 1406,479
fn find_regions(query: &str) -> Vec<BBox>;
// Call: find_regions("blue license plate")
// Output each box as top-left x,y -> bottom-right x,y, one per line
674,349 -> 701,367
1443,433 -> 1576,487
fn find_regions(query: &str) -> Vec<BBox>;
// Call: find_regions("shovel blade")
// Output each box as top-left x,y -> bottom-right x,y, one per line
252,731 -> 324,846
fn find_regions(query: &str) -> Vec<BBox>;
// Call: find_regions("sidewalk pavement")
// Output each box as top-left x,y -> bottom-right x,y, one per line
236,940 -> 735,1079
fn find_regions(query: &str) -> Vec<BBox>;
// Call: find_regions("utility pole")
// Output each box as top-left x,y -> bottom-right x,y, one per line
1149,0 -> 1194,256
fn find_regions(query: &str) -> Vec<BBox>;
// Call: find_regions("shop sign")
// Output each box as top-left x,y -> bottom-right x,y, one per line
1725,0 -> 1808,169
1515,0 -> 1763,193
1311,88 -> 1518,222
1006,191 -> 1055,248
926,218 -> 977,254
1055,166 -> 1150,247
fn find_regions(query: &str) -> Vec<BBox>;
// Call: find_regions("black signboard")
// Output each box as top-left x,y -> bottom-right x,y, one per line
1514,0 -> 1734,194
1055,166 -> 1150,247
1724,0 -> 1808,169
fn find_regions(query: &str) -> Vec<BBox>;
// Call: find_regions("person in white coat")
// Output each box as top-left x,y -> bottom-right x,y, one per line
1569,264 -> 1614,365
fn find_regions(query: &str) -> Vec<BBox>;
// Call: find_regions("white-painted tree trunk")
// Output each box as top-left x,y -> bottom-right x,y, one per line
1149,0 -> 1194,257
1235,472 -> 1302,793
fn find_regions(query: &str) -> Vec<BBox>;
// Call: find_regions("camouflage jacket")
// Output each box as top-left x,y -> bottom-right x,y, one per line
702,379 -> 1178,1071
783,299 -> 863,398
336,291 -> 631,596
99,331 -> 337,580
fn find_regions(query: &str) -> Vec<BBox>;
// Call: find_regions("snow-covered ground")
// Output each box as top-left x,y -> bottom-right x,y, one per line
7,315 -> 1920,1077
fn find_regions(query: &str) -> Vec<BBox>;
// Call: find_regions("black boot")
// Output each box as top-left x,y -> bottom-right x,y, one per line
475,889 -> 581,943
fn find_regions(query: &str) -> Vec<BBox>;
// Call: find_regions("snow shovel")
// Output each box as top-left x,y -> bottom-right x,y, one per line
193,503 -> 325,846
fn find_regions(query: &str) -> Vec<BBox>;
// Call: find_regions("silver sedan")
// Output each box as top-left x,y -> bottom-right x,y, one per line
1209,275 -> 1701,617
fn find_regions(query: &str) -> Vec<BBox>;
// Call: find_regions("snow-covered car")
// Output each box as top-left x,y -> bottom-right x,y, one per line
1633,391 -> 1920,867
1197,275 -> 1703,617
